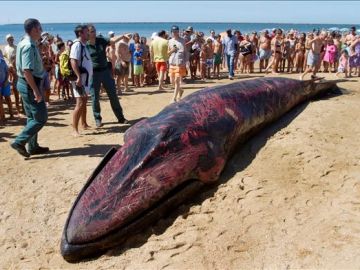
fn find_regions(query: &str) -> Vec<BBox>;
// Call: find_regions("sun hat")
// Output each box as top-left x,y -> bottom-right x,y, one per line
151,32 -> 158,40
5,34 -> 14,41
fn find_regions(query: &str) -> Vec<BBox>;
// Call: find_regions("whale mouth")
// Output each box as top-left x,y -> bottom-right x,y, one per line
60,148 -> 204,262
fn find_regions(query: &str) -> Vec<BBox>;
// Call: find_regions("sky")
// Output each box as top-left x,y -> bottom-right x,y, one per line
1,1 -> 359,25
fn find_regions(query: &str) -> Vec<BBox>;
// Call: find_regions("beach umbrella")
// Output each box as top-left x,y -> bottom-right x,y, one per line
340,28 -> 349,32
328,27 -> 339,31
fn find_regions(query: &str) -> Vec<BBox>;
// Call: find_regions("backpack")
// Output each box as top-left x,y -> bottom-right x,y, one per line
68,41 -> 85,81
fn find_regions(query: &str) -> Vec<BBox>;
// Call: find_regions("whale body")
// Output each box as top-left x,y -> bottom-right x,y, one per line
61,77 -> 340,262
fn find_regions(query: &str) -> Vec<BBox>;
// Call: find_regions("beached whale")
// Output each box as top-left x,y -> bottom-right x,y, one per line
60,77 -> 341,262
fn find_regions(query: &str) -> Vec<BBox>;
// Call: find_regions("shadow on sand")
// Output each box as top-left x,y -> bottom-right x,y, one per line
30,117 -> 146,160
30,143 -> 120,160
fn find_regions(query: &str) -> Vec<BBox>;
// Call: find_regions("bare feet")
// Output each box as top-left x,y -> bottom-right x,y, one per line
72,130 -> 81,137
82,125 -> 91,130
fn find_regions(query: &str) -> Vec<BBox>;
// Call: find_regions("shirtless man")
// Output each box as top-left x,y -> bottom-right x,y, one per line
115,33 -> 132,93
106,41 -> 116,78
300,30 -> 324,80
258,30 -> 271,73
346,26 -> 357,46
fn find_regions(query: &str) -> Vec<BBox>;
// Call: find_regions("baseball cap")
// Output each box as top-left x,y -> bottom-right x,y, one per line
171,25 -> 179,32
185,26 -> 193,32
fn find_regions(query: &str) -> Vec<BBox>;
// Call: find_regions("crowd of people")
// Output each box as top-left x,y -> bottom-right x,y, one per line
1,18 -> 360,157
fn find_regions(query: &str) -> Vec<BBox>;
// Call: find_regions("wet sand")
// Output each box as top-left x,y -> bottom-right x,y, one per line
1,73 -> 360,269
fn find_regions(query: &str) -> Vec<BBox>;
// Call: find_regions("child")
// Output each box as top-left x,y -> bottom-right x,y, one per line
58,42 -> 71,100
141,37 -> 151,85
336,50 -> 349,78
39,42 -> 52,106
323,38 -> 337,73
199,44 -> 207,80
133,43 -> 144,87
0,50 -> 14,124
205,38 -> 214,79
213,35 -> 223,79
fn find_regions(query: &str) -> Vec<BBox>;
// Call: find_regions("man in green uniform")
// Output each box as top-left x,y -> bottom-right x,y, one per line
87,24 -> 128,128
10,18 -> 49,158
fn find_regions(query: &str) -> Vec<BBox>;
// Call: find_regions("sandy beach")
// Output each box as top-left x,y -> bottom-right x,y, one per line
1,72 -> 360,269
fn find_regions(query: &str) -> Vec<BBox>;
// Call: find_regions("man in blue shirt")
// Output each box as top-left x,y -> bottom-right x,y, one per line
222,29 -> 238,80
11,18 -> 49,158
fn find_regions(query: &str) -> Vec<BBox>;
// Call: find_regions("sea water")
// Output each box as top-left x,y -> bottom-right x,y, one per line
0,22 -> 358,44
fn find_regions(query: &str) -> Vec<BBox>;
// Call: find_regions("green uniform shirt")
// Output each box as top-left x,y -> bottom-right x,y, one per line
86,36 -> 110,70
16,35 -> 44,79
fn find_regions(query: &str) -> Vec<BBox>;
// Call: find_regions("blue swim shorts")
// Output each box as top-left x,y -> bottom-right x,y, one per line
0,83 -> 11,97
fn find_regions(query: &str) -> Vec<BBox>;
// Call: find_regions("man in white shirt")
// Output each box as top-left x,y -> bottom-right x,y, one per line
4,34 -> 17,67
70,25 -> 93,136
168,25 -> 186,103
3,34 -> 23,116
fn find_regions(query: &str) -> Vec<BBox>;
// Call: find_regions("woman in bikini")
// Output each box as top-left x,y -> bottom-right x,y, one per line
287,30 -> 297,73
239,34 -> 253,74
294,33 -> 306,73
265,28 -> 283,74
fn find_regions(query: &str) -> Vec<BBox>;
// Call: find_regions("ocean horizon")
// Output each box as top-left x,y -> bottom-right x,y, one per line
1,22 -> 359,44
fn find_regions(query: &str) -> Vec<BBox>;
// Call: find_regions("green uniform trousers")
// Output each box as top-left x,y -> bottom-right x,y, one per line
14,77 -> 48,152
90,68 -> 125,122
